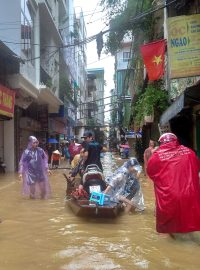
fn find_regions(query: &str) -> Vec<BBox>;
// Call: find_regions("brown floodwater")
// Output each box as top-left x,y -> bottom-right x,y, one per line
0,152 -> 199,270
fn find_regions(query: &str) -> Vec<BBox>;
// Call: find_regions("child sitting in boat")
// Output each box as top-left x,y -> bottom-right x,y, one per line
104,158 -> 145,213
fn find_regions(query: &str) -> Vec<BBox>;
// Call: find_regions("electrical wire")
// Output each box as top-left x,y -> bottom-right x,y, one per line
82,101 -> 120,110
87,53 -> 114,66
0,9 -> 104,26
80,95 -> 118,105
77,108 -> 118,121
0,0 -> 178,50
0,39 -> 58,48
87,0 -> 102,24
87,16 -> 105,25
51,0 -> 180,49
25,48 -> 60,62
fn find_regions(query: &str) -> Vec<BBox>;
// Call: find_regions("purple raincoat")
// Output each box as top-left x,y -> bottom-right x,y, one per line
19,136 -> 51,199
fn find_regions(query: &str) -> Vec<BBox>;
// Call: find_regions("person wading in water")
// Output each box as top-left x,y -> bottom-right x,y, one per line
19,136 -> 51,199
147,133 -> 200,242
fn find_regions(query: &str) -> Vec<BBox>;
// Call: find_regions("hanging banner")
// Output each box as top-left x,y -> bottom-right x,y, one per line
168,14 -> 200,79
0,85 -> 15,118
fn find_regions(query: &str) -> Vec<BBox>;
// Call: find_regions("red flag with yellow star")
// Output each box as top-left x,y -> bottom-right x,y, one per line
140,40 -> 166,81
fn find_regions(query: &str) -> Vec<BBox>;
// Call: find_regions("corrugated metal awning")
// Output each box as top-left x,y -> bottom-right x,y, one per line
160,83 -> 200,126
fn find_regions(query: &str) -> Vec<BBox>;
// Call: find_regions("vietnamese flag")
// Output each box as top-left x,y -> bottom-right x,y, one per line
140,40 -> 166,81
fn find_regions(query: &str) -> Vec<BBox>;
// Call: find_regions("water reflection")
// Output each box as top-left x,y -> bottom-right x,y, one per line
0,153 -> 199,270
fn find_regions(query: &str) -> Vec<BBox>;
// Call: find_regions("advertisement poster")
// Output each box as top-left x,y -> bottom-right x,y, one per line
167,14 -> 200,79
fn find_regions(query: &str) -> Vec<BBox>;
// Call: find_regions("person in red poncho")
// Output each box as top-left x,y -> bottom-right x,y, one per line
147,133 -> 200,235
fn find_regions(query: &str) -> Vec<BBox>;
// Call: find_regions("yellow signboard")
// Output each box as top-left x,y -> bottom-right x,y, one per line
167,14 -> 200,79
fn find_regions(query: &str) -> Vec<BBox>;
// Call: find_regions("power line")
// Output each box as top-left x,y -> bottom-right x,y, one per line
87,16 -> 105,25
84,101 -> 119,109
25,48 -> 60,62
0,9 -> 104,26
0,0 -> 178,50
77,108 -> 118,121
87,0 -> 102,24
80,95 -> 117,105
87,53 -> 114,66
0,39 -> 58,48
59,0 -> 179,50
0,0 -> 178,68
80,100 -> 119,109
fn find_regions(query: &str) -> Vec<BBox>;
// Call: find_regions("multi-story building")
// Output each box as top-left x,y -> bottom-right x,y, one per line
0,0 -> 87,171
85,72 -> 98,127
74,9 -> 87,138
87,68 -> 105,127
58,2 -> 87,139
114,38 -> 132,129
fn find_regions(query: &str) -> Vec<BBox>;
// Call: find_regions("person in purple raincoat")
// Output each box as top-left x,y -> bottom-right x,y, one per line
19,136 -> 51,199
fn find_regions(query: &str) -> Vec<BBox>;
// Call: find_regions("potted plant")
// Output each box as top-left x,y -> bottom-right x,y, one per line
133,83 -> 169,126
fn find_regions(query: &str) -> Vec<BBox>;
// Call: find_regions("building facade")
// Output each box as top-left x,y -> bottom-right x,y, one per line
160,0 -> 200,154
0,0 -> 87,171
114,38 -> 132,135
86,68 -> 105,127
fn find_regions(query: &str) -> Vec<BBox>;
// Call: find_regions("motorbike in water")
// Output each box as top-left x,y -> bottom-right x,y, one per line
65,165 -> 123,218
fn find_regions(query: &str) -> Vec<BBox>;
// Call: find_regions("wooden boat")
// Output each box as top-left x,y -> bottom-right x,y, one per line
64,167 -> 123,218
67,198 -> 122,218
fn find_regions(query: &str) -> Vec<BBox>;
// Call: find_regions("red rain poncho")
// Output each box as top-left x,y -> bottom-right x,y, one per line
147,138 -> 200,233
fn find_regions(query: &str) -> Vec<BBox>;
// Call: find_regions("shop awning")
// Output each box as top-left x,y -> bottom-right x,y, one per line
0,85 -> 15,119
38,86 -> 63,113
0,40 -> 22,74
160,84 -> 200,126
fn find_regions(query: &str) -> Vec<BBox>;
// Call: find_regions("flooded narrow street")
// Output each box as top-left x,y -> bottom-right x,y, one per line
0,153 -> 199,270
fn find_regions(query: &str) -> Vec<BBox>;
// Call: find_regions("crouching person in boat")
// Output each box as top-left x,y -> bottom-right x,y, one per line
104,158 -> 145,213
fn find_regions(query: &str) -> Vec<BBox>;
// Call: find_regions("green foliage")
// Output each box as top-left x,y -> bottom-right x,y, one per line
100,0 -> 125,17
133,82 -> 169,125
46,79 -> 52,88
59,76 -> 73,101
101,0 -> 155,55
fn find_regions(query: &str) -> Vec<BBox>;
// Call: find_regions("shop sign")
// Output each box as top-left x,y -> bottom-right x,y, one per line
168,14 -> 200,79
0,85 -> 15,118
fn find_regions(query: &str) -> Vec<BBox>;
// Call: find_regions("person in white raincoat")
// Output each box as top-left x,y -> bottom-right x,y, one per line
104,158 -> 144,213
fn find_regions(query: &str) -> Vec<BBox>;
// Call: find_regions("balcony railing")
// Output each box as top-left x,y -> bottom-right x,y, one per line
87,101 -> 98,111
87,79 -> 96,91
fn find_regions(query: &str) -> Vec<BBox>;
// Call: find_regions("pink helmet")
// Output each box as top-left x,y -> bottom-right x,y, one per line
159,133 -> 177,144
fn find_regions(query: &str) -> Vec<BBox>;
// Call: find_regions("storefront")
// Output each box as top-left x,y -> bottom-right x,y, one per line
48,118 -> 67,141
0,84 -> 15,171
14,103 -> 49,165
160,82 -> 200,154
